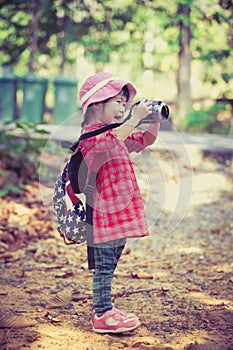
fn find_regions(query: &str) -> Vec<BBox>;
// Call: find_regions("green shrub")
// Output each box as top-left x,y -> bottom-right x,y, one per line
183,103 -> 231,134
0,121 -> 49,197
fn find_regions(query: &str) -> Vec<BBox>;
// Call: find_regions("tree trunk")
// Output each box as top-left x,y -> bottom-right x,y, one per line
59,16 -> 67,75
176,3 -> 192,130
29,0 -> 40,73
59,1 -> 68,75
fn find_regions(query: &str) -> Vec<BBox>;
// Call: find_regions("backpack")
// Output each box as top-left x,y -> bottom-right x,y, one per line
53,123 -> 120,249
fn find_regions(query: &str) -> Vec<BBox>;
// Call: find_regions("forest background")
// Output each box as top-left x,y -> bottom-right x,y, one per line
0,3 -> 233,348
0,0 -> 232,133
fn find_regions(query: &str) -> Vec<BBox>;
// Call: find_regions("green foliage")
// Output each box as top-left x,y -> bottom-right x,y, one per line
0,0 -> 232,127
0,0 -> 76,69
0,121 -> 49,197
0,168 -> 25,197
183,103 -> 231,134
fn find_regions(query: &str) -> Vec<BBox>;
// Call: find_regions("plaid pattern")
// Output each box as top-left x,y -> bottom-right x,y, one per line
93,242 -> 125,316
80,124 -> 149,244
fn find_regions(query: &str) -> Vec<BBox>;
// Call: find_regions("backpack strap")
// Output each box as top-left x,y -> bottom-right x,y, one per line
85,171 -> 98,270
61,123 -> 121,152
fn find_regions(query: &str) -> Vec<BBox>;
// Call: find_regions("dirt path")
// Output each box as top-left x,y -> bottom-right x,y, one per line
0,146 -> 233,350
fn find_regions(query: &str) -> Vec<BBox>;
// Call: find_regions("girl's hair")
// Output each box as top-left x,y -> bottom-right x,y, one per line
81,85 -> 130,127
122,85 -> 130,101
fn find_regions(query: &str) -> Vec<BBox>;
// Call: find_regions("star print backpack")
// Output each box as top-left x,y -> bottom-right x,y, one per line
53,123 -> 120,251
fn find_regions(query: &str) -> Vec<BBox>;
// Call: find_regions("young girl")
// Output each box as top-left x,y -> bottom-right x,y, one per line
78,72 -> 162,333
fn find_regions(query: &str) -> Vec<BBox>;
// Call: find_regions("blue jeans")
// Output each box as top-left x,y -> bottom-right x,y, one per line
93,239 -> 125,317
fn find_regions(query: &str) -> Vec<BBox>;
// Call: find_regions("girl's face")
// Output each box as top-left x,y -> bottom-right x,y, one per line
99,92 -> 127,124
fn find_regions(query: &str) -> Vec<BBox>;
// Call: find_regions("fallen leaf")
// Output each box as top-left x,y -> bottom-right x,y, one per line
132,340 -> 151,348
47,292 -> 73,308
0,315 -> 37,329
131,272 -> 153,280
47,315 -> 61,323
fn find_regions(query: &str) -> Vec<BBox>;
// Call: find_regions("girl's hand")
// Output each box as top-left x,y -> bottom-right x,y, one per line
131,99 -> 152,123
115,100 -> 153,141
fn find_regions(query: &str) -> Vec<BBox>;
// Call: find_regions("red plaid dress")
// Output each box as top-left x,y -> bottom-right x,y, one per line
80,123 -> 149,244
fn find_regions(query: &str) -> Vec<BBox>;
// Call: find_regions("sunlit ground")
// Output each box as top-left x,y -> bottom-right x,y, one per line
1,122 -> 232,349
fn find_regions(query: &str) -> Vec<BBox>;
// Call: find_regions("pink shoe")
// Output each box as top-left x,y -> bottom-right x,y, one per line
92,306 -> 137,323
112,305 -> 136,319
92,308 -> 140,334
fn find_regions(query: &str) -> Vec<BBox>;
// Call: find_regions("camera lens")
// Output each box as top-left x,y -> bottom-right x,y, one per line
161,104 -> 169,119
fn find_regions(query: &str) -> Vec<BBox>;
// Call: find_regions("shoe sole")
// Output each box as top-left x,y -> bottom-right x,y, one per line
93,321 -> 141,334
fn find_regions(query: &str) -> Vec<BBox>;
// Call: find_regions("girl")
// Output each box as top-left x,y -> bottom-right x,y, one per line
78,72 -> 162,333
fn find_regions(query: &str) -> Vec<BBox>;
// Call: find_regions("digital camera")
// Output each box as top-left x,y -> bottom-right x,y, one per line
125,100 -> 169,125
140,100 -> 169,124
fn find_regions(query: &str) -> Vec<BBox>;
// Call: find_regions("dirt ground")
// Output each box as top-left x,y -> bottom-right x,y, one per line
0,143 -> 233,350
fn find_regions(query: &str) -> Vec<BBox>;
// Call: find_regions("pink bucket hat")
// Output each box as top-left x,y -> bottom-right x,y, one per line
79,72 -> 137,117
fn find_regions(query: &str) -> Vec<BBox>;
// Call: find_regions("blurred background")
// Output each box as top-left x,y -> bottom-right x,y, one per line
0,0 -> 232,132
1,3 -> 233,348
